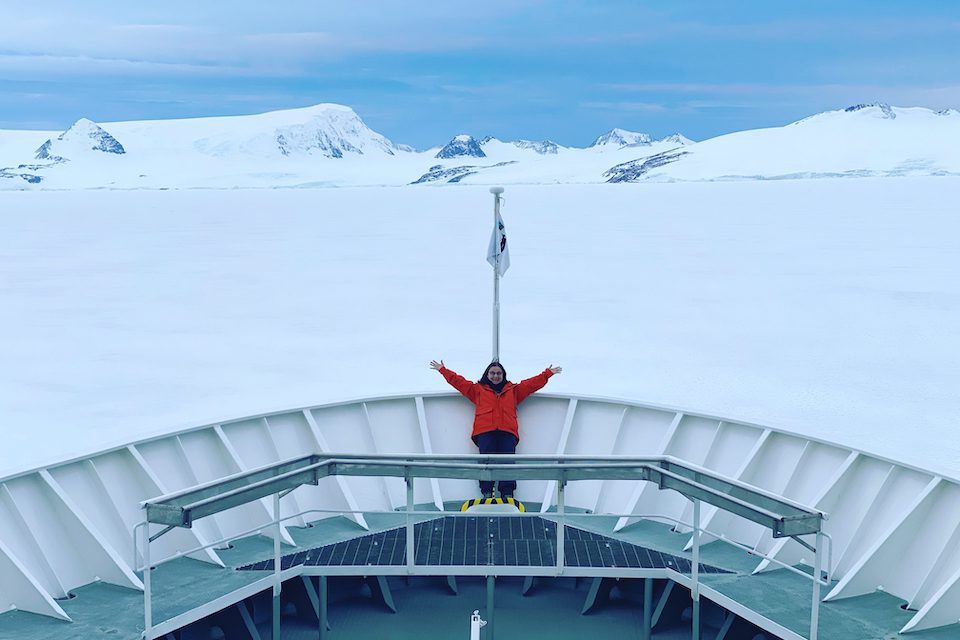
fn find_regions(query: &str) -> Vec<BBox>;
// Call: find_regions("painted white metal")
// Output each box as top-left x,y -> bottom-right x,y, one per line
38,470 -> 143,591
903,561 -> 960,632
692,498 -> 701,640
906,484 -> 960,609
171,435 -> 228,546
360,402 -> 400,510
80,458 -> 146,563
301,409 -> 369,530
674,420 -> 722,535
237,601 -> 261,640
415,396 -> 445,510
811,531 -> 822,640
125,446 -> 224,567
0,483 -> 66,599
591,406 -> 630,514
825,476 -> 941,601
820,457 -> 895,575
539,398 -> 578,512
515,396 -> 573,501
732,434 -> 810,554
173,429 -> 270,548
1,392 -> 959,633
212,425 -> 296,546
470,609 -> 487,640
684,429 -> 771,548
614,411 -> 684,532
563,400 -> 627,511
0,537 -> 70,620
752,451 -> 860,575
305,403 -> 392,515
260,418 -> 307,528
642,414 -> 720,526
831,465 -> 932,579
609,408 -> 680,529
419,396 -> 478,502
363,398 -> 432,507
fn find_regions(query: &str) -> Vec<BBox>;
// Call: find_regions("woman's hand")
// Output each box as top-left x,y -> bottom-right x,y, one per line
430,360 -> 445,371
548,365 -> 562,375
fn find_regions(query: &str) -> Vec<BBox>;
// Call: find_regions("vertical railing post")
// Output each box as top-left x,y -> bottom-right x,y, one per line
406,473 -> 415,572
692,499 -> 701,640
556,476 -> 565,573
811,531 -> 822,640
273,492 -> 281,640
142,520 -> 152,639
319,576 -> 328,640
642,577 -> 652,640
486,575 -> 495,640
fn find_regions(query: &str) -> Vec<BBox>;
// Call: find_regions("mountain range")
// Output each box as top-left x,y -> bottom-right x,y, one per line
1,102 -> 958,189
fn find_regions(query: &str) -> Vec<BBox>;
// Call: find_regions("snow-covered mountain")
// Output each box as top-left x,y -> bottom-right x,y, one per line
2,101 -> 959,189
590,128 -> 694,150
188,103 -> 397,158
35,118 -> 125,161
479,137 -> 561,155
606,103 -> 960,182
435,134 -> 485,159
591,128 -> 653,147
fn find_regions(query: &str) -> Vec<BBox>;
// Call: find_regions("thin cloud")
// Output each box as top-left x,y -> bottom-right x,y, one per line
577,17 -> 960,45
602,83 -> 802,95
603,81 -> 960,106
0,53 -> 255,78
580,101 -> 668,113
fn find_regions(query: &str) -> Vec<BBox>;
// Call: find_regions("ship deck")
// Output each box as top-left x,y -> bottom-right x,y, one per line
2,505 -> 955,640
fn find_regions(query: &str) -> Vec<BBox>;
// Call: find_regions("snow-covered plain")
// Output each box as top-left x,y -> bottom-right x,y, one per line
2,178 -> 959,482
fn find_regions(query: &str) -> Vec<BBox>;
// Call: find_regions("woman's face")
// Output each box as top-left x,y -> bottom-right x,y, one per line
486,366 -> 504,384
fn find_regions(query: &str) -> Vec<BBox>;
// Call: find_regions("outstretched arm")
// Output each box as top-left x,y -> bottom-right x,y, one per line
514,364 -> 561,403
430,360 -> 478,403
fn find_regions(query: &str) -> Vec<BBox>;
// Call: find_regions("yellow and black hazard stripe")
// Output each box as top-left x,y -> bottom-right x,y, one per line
504,497 -> 525,512
459,497 -> 526,512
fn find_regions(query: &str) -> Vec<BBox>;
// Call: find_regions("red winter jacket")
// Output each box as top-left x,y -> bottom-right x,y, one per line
439,366 -> 554,441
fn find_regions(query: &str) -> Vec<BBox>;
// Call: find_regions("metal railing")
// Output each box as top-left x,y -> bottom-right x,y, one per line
137,453 -> 827,640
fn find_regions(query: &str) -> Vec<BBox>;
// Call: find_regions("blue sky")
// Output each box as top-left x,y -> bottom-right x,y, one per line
1,1 -> 958,147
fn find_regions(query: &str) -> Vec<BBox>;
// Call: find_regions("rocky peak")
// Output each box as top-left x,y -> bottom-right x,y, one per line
844,103 -> 896,119
435,135 -> 485,159
513,140 -> 560,154
590,128 -> 654,148
658,134 -> 694,146
35,118 -> 125,160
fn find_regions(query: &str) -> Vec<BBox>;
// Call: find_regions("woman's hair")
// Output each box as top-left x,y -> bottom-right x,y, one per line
479,361 -> 508,393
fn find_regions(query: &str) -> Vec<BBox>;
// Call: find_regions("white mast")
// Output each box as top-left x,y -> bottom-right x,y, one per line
490,186 -> 504,362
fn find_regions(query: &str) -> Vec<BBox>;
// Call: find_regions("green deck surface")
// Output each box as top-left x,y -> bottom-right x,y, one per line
1,505 -> 957,639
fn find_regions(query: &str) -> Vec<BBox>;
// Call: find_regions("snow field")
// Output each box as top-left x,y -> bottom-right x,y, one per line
1,178 -> 959,481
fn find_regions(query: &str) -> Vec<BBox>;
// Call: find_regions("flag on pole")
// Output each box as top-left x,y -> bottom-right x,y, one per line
486,210 -> 510,276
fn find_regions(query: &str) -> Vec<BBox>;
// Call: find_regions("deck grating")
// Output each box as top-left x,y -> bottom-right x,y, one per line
237,515 -> 731,573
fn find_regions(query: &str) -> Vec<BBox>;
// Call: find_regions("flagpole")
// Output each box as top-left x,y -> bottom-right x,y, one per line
490,186 -> 504,362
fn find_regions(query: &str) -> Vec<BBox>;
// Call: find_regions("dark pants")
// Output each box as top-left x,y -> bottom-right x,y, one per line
474,430 -> 518,495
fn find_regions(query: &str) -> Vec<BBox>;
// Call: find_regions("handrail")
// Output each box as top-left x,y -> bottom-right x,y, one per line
142,453 -> 826,536
133,506 -> 832,587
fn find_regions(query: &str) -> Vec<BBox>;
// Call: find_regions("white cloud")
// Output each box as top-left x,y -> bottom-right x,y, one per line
580,101 -> 668,113
0,53 -> 258,79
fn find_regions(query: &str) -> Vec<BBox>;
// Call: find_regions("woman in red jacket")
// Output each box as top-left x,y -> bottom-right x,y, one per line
430,359 -> 562,499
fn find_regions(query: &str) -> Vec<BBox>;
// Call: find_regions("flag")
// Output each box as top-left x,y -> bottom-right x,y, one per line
486,210 -> 510,276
